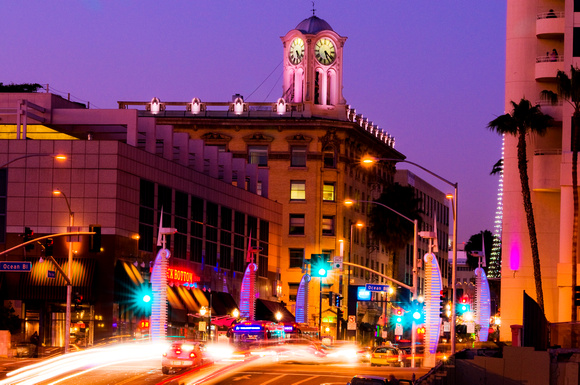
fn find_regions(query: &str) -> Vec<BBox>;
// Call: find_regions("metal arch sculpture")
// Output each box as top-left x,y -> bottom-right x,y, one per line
240,262 -> 258,320
475,267 -> 491,341
424,252 -> 442,366
295,274 -> 311,324
150,247 -> 170,341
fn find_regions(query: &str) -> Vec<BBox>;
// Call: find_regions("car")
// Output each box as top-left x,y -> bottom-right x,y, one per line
369,346 -> 406,367
161,341 -> 204,374
347,374 -> 413,385
356,346 -> 373,362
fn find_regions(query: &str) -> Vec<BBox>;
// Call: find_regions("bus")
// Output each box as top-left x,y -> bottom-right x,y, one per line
281,322 -> 319,341
228,321 -> 285,349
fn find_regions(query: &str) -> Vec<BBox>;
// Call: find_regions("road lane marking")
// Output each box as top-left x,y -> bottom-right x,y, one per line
260,374 -> 287,384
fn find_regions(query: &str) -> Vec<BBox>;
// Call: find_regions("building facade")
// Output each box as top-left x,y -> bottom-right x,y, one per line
0,93 -> 283,346
502,0 -> 578,340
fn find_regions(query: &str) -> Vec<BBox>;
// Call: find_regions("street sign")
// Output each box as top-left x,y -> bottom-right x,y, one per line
347,315 -> 357,330
198,321 -> 206,331
365,284 -> 390,292
0,261 -> 31,272
333,256 -> 343,270
395,324 -> 403,336
47,270 -> 56,279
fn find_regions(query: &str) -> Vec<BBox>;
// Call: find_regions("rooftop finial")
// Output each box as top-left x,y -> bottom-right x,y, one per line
311,1 -> 316,15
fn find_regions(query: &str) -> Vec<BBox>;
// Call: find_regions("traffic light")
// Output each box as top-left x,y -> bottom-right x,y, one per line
458,296 -> 470,314
310,254 -> 331,277
24,227 -> 34,251
45,238 -> 53,257
394,308 -> 404,323
440,291 -> 447,319
411,300 -> 424,323
335,294 -> 343,307
328,292 -> 334,306
74,292 -> 83,310
575,286 -> 580,307
89,224 -> 101,252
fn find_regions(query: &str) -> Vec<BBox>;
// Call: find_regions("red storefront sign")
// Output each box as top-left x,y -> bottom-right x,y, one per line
166,267 -> 200,285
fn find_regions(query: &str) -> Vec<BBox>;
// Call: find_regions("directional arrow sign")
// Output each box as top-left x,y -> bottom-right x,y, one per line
0,261 -> 32,272
365,284 -> 390,292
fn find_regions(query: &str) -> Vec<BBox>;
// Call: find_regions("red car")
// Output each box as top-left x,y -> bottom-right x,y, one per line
162,341 -> 203,374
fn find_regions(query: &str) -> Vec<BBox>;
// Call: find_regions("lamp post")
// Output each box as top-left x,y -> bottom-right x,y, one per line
345,198 -> 418,367
200,306 -> 207,341
348,221 -> 364,342
361,156 -> 459,356
0,153 -> 67,169
53,188 -> 74,354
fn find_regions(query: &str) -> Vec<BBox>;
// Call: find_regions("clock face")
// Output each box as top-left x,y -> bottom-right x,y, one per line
315,38 -> 336,65
289,38 -> 305,65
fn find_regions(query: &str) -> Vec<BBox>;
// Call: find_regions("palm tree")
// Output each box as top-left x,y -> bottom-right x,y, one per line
488,98 -> 553,312
542,66 -> 580,324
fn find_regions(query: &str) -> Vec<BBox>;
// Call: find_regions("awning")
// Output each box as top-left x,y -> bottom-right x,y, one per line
202,290 -> 238,317
17,258 -> 96,301
255,299 -> 295,323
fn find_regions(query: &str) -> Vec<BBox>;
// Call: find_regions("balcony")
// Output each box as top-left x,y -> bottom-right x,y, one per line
533,149 -> 561,191
536,11 -> 565,38
536,54 -> 564,81
536,100 -> 562,122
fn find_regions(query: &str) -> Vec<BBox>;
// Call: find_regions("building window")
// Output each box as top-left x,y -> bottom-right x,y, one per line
289,283 -> 299,302
289,214 -> 305,235
248,145 -> 268,166
290,181 -> 306,200
291,146 -> 307,167
138,179 -> 155,252
323,145 -> 336,168
289,248 -> 304,268
322,216 -> 335,236
323,182 -> 335,202
190,196 -> 204,263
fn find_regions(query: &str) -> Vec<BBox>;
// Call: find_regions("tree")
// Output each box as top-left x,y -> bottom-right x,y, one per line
488,98 -> 553,312
464,230 -> 495,272
0,83 -> 43,92
542,66 -> 580,324
367,183 -> 422,280
0,303 -> 21,334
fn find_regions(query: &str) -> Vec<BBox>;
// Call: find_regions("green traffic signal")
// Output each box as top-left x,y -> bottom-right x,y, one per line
310,253 -> 331,277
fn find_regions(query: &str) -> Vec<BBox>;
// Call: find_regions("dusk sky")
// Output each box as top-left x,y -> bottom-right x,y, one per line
2,1 -> 506,244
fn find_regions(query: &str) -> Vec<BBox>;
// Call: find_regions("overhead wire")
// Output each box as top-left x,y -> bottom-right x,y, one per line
245,61 -> 282,101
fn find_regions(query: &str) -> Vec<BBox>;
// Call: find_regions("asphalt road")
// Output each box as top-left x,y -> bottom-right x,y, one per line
0,350 -> 429,385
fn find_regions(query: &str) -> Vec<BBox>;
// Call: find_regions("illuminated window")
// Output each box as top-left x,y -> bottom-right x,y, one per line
289,214 -> 305,235
290,181 -> 306,200
323,182 -> 335,201
322,216 -> 335,236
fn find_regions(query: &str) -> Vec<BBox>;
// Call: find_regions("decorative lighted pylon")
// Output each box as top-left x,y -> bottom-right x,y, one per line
240,231 -> 260,320
473,235 -> 491,341
295,274 -> 311,324
150,207 -> 177,341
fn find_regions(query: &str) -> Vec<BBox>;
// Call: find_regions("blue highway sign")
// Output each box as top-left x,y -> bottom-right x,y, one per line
0,261 -> 32,272
47,270 -> 56,279
365,284 -> 390,292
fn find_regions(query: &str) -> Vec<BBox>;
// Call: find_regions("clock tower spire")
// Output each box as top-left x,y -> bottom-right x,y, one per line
281,15 -> 347,118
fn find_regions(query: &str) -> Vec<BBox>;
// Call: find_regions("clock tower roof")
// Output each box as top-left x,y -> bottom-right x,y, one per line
295,15 -> 333,34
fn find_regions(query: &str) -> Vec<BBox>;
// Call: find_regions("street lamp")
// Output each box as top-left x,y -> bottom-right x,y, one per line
52,188 -> 74,354
344,198 -> 419,367
0,153 -> 67,169
275,311 -> 282,322
348,221 -> 365,286
361,155 -> 459,356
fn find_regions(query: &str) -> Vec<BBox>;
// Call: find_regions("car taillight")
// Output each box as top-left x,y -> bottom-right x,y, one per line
175,349 -> 181,355
163,352 -> 167,357
189,352 -> 197,359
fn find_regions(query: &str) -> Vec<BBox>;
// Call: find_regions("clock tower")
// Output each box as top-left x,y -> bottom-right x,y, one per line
281,15 -> 347,118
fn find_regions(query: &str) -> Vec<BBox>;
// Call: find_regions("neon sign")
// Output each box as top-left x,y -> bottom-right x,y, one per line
166,267 -> 200,285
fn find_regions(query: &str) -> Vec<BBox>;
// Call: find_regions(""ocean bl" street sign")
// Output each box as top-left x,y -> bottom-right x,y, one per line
0,261 -> 32,272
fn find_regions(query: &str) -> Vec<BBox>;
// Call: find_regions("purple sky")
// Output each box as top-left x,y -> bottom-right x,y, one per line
2,1 -> 506,244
